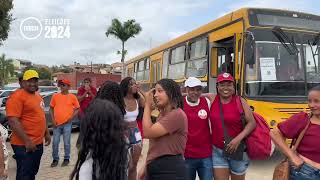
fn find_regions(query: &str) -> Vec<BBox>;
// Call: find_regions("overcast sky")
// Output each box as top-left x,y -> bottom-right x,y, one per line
0,0 -> 319,66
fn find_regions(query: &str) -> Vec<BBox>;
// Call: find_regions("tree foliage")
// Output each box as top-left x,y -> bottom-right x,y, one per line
0,0 -> 14,45
105,18 -> 142,63
0,53 -> 14,86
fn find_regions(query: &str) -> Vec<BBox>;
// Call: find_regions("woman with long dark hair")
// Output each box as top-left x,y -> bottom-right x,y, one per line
76,81 -> 126,150
70,99 -> 128,180
96,80 -> 126,115
140,78 -> 188,180
120,77 -> 145,180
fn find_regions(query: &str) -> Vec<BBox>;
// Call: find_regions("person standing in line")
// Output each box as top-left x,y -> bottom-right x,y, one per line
70,99 -> 129,180
271,85 -> 320,180
120,77 -> 145,180
139,78 -> 188,180
50,79 -> 80,167
6,70 -> 51,180
76,78 -> 97,148
183,77 -> 213,180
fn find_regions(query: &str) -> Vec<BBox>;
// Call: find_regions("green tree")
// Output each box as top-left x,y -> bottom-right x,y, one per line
105,19 -> 142,63
37,67 -> 51,80
0,0 -> 14,45
0,53 -> 14,86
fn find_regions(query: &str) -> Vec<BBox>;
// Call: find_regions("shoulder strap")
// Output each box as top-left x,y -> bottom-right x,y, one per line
218,98 -> 231,140
292,119 -> 311,151
235,96 -> 245,115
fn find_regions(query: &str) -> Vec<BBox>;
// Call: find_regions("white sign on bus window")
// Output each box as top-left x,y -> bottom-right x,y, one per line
260,57 -> 277,81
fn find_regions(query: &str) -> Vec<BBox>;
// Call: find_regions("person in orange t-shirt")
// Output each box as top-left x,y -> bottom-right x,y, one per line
6,70 -> 51,180
50,79 -> 80,167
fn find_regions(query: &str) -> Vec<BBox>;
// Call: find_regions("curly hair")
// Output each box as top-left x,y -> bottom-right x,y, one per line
70,99 -> 128,180
120,77 -> 139,99
96,81 -> 126,115
156,78 -> 183,109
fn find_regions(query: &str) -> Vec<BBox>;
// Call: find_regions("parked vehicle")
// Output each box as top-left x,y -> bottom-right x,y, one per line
0,90 -> 14,107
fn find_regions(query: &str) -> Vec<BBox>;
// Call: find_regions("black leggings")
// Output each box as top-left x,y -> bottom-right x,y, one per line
147,155 -> 187,180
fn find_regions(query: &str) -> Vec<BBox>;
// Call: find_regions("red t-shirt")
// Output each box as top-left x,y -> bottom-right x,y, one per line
77,86 -> 97,114
278,112 -> 320,163
210,96 -> 242,149
183,97 -> 212,158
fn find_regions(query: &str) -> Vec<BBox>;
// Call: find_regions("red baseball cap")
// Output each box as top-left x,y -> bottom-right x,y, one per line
217,73 -> 234,83
60,79 -> 71,86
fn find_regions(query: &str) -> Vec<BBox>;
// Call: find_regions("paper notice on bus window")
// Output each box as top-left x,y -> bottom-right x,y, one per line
260,57 -> 277,81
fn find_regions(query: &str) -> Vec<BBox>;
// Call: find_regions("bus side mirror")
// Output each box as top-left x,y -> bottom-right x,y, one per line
244,33 -> 255,65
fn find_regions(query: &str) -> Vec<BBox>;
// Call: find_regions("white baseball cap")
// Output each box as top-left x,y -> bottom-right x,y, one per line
184,77 -> 202,88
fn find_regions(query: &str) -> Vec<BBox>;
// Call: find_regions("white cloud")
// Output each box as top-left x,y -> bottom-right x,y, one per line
1,0 -> 318,66
0,0 -> 211,66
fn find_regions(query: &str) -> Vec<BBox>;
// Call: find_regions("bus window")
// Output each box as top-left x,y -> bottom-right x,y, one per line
305,45 -> 320,89
137,60 -> 145,81
168,45 -> 186,79
162,51 -> 169,78
186,37 -> 208,77
134,62 -> 138,79
171,45 -> 185,64
144,58 -> 150,80
217,48 -> 234,75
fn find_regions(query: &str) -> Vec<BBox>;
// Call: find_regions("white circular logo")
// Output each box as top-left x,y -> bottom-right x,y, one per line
198,109 -> 208,119
20,17 -> 43,40
223,73 -> 230,78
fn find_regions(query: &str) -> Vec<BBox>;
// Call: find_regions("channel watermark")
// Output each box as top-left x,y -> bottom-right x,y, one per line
20,17 -> 71,40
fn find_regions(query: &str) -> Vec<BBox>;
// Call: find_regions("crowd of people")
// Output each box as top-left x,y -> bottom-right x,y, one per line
1,69 -> 320,180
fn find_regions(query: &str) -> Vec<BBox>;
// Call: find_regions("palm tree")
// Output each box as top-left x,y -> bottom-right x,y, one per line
0,54 -> 14,86
105,18 -> 142,75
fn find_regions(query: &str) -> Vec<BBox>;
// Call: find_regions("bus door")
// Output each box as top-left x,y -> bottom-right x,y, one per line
208,33 -> 243,94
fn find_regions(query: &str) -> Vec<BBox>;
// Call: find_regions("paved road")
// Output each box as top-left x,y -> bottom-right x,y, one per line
7,132 -> 283,180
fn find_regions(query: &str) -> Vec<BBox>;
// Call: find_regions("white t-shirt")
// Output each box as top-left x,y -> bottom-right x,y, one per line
79,157 -> 93,180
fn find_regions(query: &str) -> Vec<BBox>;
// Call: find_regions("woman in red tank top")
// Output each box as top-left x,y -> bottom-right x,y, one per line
210,73 -> 256,180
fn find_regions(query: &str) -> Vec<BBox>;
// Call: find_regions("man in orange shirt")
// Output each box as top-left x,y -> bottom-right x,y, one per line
50,79 -> 80,167
6,70 -> 51,180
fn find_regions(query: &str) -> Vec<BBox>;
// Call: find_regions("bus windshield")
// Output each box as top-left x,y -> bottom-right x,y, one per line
245,30 -> 320,96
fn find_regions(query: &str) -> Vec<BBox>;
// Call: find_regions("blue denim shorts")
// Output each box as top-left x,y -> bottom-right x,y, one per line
290,163 -> 320,180
212,146 -> 250,175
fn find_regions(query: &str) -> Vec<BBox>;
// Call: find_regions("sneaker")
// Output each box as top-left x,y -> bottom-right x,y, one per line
51,160 -> 58,167
61,159 -> 69,167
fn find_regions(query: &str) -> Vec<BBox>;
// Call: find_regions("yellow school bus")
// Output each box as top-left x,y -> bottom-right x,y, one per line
124,8 -> 320,128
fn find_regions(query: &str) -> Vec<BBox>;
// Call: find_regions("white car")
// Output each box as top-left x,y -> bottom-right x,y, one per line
0,90 -> 15,108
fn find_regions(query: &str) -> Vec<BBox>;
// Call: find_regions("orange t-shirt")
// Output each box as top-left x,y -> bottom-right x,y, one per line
6,89 -> 46,145
50,93 -> 80,125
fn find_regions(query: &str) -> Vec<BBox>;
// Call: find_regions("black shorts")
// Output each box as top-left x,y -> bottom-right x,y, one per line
147,154 -> 187,180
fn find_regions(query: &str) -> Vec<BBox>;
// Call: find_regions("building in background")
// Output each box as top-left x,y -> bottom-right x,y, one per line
55,71 -> 121,89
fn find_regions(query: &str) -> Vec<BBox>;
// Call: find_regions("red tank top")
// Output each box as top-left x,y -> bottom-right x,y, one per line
210,96 -> 243,149
183,97 -> 212,158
